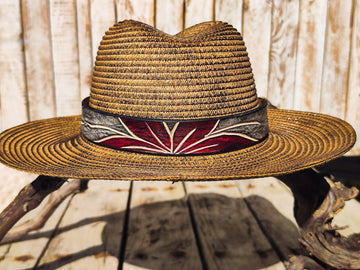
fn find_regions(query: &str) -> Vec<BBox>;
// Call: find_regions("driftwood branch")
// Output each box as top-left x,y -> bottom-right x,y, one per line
0,175 -> 67,242
0,179 -> 88,244
277,169 -> 360,269
300,181 -> 360,270
1,162 -> 359,269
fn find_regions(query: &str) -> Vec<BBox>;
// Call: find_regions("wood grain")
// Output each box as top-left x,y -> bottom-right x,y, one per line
22,0 -> 56,121
0,192 -> 72,269
293,0 -> 327,112
346,0 -> 360,155
21,0 -> 56,120
76,0 -> 93,100
267,0 -> 300,109
155,0 -> 183,34
116,0 -> 155,25
1,0 -> 360,153
184,0 -> 214,27
0,3 -> 360,269
0,165 -> 36,213
242,0 -> 272,98
320,0 -> 352,118
215,0 -> 243,32
237,177 -> 301,259
185,181 -> 286,270
0,0 -> 28,131
0,176 -> 66,243
90,0 -> 116,62
38,180 -> 130,269
49,0 -> 81,116
123,181 -> 202,270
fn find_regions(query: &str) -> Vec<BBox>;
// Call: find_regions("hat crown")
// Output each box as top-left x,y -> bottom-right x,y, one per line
89,20 -> 258,120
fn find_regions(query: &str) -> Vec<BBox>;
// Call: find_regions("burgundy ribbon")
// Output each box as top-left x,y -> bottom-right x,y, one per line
81,98 -> 269,155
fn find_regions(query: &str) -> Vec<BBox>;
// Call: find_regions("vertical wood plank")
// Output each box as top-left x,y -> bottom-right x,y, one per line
0,0 -> 28,131
155,0 -> 183,34
123,182 -> 202,270
214,0 -> 243,32
116,0 -> 155,25
76,0 -> 93,99
21,0 -> 56,121
185,181 -> 286,270
38,181 -> 130,269
242,0 -> 272,98
267,0 -> 300,109
184,0 -> 214,27
49,0 -> 81,116
346,0 -> 360,155
90,0 -> 116,62
294,0 -> 327,112
320,0 -> 353,118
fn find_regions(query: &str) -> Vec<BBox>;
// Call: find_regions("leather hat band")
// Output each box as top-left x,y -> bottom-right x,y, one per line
81,97 -> 269,155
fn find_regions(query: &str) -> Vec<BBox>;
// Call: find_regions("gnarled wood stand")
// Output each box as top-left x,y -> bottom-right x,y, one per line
0,176 -> 88,243
0,176 -> 67,242
278,169 -> 360,269
0,169 -> 359,269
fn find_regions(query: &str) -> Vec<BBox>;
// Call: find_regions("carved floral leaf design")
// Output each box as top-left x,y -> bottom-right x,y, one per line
84,117 -> 261,155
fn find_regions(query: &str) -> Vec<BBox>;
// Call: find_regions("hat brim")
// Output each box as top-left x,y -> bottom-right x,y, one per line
0,109 -> 355,181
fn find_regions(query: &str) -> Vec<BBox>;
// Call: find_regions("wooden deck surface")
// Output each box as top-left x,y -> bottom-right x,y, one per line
1,167 -> 360,270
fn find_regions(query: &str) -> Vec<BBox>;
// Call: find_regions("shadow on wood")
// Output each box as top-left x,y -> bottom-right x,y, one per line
4,193 -> 302,270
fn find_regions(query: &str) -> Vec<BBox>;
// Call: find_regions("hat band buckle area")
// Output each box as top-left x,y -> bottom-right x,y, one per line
80,98 -> 269,155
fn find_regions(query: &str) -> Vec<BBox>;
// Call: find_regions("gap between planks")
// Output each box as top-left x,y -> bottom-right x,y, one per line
185,179 -> 289,270
2,177 -> 360,270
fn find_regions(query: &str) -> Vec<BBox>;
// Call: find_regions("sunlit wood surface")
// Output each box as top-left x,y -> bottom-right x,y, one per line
0,164 -> 360,269
0,0 -> 359,153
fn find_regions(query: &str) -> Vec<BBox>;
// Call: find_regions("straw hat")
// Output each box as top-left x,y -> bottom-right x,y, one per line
0,20 -> 355,181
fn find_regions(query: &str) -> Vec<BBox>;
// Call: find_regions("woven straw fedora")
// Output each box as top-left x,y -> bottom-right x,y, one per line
0,20 -> 356,181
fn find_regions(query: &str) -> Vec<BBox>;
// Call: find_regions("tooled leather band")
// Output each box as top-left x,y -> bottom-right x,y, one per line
80,97 -> 269,155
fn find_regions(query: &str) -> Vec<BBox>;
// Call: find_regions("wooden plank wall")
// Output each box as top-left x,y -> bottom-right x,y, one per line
0,0 -> 359,155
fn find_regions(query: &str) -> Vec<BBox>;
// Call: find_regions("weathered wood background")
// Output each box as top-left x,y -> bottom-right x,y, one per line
0,0 -> 359,153
0,1 -> 360,269
1,0 -> 359,211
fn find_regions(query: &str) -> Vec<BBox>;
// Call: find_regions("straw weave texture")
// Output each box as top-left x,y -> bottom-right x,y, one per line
0,20 -> 356,180
0,109 -> 355,180
90,20 -> 258,120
